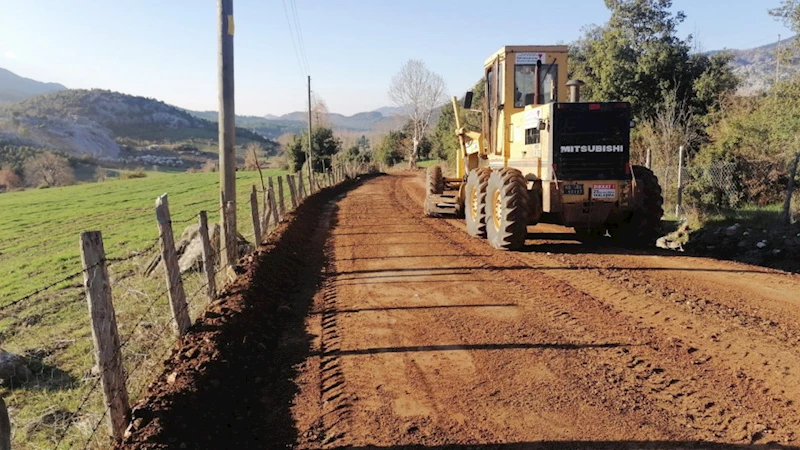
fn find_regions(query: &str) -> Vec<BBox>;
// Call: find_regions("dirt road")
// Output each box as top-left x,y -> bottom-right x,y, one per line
291,173 -> 800,449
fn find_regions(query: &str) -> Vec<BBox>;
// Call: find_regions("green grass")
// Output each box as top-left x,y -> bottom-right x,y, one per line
0,168 -> 305,448
416,159 -> 444,168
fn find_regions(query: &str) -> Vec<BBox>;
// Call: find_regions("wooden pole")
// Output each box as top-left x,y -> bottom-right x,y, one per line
675,145 -> 684,217
0,397 -> 10,450
218,0 -> 236,263
307,75 -> 315,194
277,175 -> 286,216
155,194 -> 191,336
287,174 -> 298,209
198,211 -> 216,302
250,185 -> 261,243
645,148 -> 652,169
781,152 -> 800,225
80,231 -> 130,440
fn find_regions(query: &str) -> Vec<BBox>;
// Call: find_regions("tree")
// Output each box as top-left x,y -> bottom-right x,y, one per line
389,60 -> 447,168
430,79 -> 486,168
312,94 -> 331,128
23,152 -> 75,187
244,142 -> 266,171
770,0 -> 800,36
286,126 -> 342,172
374,131 -> 407,166
0,167 -> 23,192
570,0 -> 737,120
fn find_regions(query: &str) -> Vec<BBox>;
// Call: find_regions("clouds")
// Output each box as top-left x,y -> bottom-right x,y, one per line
3,51 -> 17,59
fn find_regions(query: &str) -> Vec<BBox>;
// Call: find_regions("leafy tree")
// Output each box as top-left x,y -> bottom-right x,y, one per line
374,131 -> 407,166
286,126 -> 342,172
570,0 -> 737,120
430,79 -> 486,169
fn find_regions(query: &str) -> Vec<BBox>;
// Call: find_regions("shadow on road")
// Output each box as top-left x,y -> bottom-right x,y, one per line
321,342 -> 627,357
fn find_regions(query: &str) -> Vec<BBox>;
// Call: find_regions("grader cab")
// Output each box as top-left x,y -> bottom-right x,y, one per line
425,45 -> 664,250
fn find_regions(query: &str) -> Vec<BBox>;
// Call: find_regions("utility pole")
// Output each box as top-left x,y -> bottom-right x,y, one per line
776,34 -> 782,86
307,75 -> 314,192
218,0 -> 236,268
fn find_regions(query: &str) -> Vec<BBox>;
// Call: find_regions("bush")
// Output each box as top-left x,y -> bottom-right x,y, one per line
120,168 -> 147,179
201,160 -> 218,172
0,167 -> 24,191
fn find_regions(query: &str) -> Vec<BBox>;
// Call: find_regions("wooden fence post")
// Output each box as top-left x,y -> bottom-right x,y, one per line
155,195 -> 191,336
260,189 -> 272,234
225,200 -> 237,263
277,176 -> 286,216
781,151 -> 800,225
269,187 -> 280,224
198,211 -> 216,302
250,185 -> 261,243
80,231 -> 131,440
298,171 -> 306,199
287,175 -> 298,209
0,397 -> 10,450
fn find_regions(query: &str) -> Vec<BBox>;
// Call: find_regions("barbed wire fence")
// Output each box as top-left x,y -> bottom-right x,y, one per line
0,164 -> 375,449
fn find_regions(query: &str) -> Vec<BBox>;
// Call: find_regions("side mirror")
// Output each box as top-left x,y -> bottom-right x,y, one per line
538,120 -> 547,131
463,91 -> 474,110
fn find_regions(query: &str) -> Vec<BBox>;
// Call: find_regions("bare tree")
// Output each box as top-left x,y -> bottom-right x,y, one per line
389,60 -> 447,168
0,167 -> 23,192
23,152 -> 76,187
312,94 -> 331,128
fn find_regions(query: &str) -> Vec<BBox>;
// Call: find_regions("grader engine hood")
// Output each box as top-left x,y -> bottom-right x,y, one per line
551,103 -> 631,181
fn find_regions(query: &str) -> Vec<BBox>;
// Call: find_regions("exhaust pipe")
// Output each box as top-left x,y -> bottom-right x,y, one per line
566,80 -> 585,103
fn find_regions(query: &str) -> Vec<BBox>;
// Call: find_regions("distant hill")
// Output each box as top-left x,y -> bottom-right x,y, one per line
0,67 -> 66,103
189,107 -> 404,139
0,89 -> 273,159
708,36 -> 799,95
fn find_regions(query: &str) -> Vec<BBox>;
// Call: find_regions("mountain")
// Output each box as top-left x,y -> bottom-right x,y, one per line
188,108 -> 404,139
0,67 -> 66,104
708,36 -> 799,95
0,89 -> 272,159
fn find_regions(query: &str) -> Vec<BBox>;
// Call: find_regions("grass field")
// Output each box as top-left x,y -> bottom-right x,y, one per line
0,169 -> 297,448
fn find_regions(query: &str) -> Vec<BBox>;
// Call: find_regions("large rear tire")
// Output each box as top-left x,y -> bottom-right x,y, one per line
486,168 -> 530,251
465,168 -> 492,238
609,165 -> 664,247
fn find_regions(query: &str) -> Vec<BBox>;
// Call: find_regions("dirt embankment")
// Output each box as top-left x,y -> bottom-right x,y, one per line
117,176 -> 369,449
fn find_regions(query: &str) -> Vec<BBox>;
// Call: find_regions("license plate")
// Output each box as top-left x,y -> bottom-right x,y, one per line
592,184 -> 616,199
563,183 -> 584,195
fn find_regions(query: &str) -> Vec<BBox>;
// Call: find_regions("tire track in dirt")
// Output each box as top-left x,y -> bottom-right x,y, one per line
396,173 -> 800,444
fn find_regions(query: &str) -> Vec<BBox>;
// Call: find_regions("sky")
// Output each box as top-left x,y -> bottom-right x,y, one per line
0,0 -> 794,117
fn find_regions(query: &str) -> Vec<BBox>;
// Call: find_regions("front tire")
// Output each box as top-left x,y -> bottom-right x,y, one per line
424,166 -> 444,217
486,168 -> 530,251
465,168 -> 492,238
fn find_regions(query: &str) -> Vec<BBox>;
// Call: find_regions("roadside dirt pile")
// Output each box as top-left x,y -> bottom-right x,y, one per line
117,177 -> 366,449
684,222 -> 800,273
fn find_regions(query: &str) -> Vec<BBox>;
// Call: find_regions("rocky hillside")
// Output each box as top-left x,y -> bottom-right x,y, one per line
709,36 -> 799,95
0,89 -> 272,159
0,67 -> 66,104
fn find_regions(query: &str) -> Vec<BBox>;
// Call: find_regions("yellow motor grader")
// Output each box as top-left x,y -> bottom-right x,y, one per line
425,45 -> 664,250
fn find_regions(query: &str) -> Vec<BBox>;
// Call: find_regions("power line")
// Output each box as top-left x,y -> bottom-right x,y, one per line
281,0 -> 308,76
289,0 -> 311,74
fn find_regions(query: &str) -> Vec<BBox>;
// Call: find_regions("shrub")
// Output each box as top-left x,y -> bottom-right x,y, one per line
120,168 -> 147,179
201,160 -> 218,172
